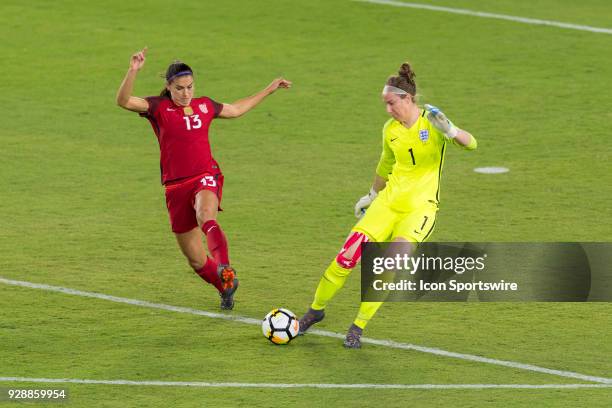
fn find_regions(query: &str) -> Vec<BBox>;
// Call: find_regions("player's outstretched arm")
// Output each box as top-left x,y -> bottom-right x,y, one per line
116,47 -> 149,113
424,104 -> 477,150
219,78 -> 292,119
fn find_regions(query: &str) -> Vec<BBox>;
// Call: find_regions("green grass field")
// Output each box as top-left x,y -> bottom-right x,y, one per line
1,0 -> 611,406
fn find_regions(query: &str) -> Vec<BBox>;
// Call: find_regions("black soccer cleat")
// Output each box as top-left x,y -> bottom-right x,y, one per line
298,308 -> 325,335
220,278 -> 239,310
343,324 -> 363,349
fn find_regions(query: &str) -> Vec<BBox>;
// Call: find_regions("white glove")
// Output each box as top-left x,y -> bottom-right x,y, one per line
425,104 -> 458,139
354,188 -> 378,218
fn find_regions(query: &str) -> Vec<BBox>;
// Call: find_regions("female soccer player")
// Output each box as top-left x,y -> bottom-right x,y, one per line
298,62 -> 477,348
116,47 -> 291,310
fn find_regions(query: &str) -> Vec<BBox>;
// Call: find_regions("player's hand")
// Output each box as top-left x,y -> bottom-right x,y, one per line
129,47 -> 147,71
354,188 -> 378,218
425,104 -> 458,139
266,78 -> 292,94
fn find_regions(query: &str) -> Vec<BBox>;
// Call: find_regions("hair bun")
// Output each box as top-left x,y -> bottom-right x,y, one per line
398,63 -> 415,82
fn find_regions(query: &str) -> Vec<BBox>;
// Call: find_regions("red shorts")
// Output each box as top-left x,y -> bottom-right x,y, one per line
164,171 -> 224,234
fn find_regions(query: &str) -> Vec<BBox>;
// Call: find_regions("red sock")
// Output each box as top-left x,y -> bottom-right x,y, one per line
195,257 -> 224,293
202,220 -> 230,265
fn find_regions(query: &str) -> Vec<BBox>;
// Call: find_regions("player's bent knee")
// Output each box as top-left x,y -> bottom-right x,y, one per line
196,208 -> 216,225
335,231 -> 370,269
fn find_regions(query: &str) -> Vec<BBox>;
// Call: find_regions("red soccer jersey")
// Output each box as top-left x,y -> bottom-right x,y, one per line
140,96 -> 223,184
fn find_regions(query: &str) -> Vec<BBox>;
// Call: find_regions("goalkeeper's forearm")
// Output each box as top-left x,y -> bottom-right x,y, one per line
372,174 -> 387,194
453,129 -> 478,150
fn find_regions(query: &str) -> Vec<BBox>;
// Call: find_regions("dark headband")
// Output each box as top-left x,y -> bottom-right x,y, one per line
166,70 -> 193,82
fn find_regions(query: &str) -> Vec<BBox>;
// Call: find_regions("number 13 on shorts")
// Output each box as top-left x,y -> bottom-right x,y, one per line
200,175 -> 217,187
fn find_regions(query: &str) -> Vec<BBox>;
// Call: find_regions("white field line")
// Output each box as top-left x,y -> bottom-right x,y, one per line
1,377 -> 611,390
355,0 -> 612,35
1,277 -> 611,385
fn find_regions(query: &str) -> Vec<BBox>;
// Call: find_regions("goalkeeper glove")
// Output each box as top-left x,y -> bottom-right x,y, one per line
354,188 -> 377,218
425,104 -> 458,139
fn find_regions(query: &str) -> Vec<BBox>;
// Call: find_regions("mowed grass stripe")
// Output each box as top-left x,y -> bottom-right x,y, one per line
2,277 -> 611,385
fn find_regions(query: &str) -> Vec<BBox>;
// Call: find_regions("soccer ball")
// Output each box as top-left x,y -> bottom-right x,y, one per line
262,308 -> 299,345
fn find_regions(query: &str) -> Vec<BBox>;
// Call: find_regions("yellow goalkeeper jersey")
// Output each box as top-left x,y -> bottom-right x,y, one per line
375,110 -> 476,212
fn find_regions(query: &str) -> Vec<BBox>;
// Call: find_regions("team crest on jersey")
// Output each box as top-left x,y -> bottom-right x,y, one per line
199,103 -> 208,114
183,106 -> 194,116
419,129 -> 429,142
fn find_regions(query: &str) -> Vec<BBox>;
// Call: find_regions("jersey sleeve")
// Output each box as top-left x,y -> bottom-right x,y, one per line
375,120 -> 396,179
209,98 -> 223,118
139,96 -> 165,119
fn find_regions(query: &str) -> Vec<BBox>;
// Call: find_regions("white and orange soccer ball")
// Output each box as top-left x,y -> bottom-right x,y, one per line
261,308 -> 299,345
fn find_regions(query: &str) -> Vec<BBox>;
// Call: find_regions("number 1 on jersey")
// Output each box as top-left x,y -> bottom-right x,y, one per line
408,148 -> 416,165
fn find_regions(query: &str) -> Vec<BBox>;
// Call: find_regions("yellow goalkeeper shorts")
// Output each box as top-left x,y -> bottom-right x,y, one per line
353,197 -> 438,243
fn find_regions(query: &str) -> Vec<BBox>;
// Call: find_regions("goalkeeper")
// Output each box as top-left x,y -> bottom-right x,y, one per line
298,62 -> 477,348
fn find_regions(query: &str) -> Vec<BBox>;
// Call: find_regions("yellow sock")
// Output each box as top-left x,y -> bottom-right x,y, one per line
311,260 -> 352,310
353,301 -> 384,329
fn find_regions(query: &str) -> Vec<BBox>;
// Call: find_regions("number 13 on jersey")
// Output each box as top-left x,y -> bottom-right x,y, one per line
183,115 -> 202,130
200,175 -> 217,187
